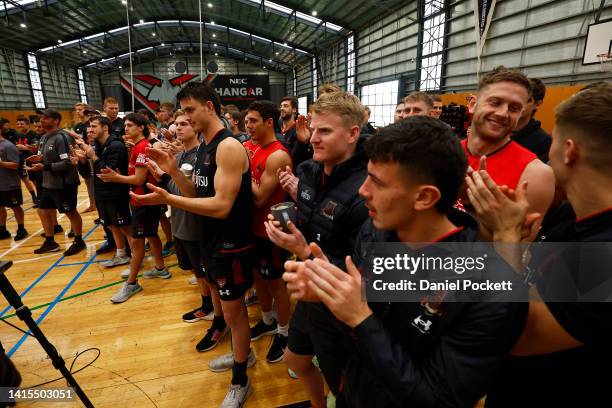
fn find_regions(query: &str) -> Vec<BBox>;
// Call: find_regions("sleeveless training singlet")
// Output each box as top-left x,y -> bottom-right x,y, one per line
461,138 -> 537,189
194,128 -> 253,255
243,139 -> 289,238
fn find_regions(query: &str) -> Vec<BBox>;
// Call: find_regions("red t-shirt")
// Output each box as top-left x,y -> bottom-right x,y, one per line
244,139 -> 289,237
128,138 -> 156,206
462,138 -> 537,189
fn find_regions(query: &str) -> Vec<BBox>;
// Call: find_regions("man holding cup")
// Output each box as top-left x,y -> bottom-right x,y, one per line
241,101 -> 293,363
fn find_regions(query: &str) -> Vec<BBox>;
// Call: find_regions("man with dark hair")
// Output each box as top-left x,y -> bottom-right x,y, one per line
0,118 -> 18,144
70,103 -> 96,213
29,109 -> 85,256
280,96 -> 298,132
266,91 -> 369,407
132,81 -> 255,407
393,101 -> 404,123
0,125 -> 28,241
224,110 -> 249,143
240,100 -> 293,364
99,112 -> 170,303
75,116 -> 131,268
400,92 -> 435,119
511,77 -> 552,162
468,85 -> 612,407
285,116 -> 527,407
464,66 -> 554,240
14,115 -> 39,205
280,96 -> 312,169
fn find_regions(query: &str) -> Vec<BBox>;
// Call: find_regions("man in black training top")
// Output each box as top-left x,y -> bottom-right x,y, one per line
285,117 -> 528,407
0,127 -> 28,241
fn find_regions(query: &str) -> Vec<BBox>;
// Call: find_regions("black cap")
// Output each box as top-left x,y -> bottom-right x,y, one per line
35,108 -> 62,122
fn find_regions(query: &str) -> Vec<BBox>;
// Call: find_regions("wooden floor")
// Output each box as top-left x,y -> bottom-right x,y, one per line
0,184 -> 309,408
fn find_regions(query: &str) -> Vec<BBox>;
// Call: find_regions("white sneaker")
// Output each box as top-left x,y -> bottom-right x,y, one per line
219,380 -> 252,408
188,275 -> 198,285
120,261 -> 143,278
111,282 -> 142,303
104,255 -> 131,268
209,349 -> 256,373
143,266 -> 172,279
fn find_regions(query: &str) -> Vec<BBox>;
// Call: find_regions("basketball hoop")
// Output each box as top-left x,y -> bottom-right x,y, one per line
597,53 -> 612,72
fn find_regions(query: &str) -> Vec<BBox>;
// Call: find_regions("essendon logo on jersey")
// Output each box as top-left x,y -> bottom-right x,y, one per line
321,200 -> 338,221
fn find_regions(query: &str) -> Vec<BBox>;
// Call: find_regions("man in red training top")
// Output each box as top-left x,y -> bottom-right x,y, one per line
464,66 -> 554,238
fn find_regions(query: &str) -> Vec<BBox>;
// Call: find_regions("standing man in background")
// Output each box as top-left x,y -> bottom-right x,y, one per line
0,127 -> 28,241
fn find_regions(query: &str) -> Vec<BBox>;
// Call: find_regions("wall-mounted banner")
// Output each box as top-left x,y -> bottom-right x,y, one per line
473,0 -> 497,75
211,75 -> 270,110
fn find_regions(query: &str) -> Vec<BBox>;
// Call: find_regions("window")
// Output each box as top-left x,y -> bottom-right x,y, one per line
298,96 -> 308,116
419,0 -> 446,91
27,53 -> 46,109
293,70 -> 297,95
312,57 -> 318,101
346,34 -> 356,94
77,68 -> 88,104
360,80 -> 399,127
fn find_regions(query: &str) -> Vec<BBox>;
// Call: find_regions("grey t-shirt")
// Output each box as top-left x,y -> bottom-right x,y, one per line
0,139 -> 21,191
168,146 -> 200,241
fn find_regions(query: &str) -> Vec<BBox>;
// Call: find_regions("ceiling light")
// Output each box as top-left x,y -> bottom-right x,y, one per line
283,42 -> 287,46
275,52 -> 279,55
152,32 -> 156,36
119,65 -> 122,68
20,23 -> 27,28
210,21 -> 215,25
82,50 -> 87,54
161,42 -> 165,46
121,0 -> 127,4
208,2 -> 212,7
215,52 -> 218,56
311,11 -> 317,16
57,39 -> 62,44
214,43 -> 217,47
139,19 -> 144,23
212,33 -> 216,37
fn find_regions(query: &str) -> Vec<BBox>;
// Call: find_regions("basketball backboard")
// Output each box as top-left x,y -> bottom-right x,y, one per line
582,18 -> 612,65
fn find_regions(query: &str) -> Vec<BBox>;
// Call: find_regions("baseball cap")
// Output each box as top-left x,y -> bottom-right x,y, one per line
35,108 -> 62,122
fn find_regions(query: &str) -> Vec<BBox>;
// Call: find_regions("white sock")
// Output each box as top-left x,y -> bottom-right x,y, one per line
262,310 -> 275,326
117,248 -> 127,257
277,323 -> 289,337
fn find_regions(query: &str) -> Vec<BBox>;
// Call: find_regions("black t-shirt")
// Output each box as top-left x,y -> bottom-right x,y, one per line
194,128 -> 252,255
486,202 -> 612,407
15,130 -> 39,160
74,121 -> 89,141
109,117 -> 124,139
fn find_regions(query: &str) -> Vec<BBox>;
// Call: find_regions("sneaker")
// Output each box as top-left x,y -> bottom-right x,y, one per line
182,306 -> 214,323
103,255 -> 131,268
111,281 -> 142,303
0,230 -> 11,240
67,230 -> 75,238
94,218 -> 101,224
54,224 -> 64,234
120,260 -> 143,278
162,241 -> 175,257
14,229 -> 28,241
288,368 -> 298,379
209,349 -> 256,373
64,240 -> 86,256
266,333 -> 288,363
96,240 -> 116,255
250,319 -> 277,341
219,380 -> 252,408
244,290 -> 258,306
188,275 -> 198,285
196,324 -> 229,352
143,266 -> 171,279
34,241 -> 60,254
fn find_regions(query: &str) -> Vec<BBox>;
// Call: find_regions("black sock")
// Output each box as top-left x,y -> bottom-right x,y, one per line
75,235 -> 84,243
45,236 -> 54,243
0,225 -> 6,233
17,224 -> 25,232
231,360 -> 248,386
30,191 -> 37,200
212,315 -> 225,328
202,295 -> 212,311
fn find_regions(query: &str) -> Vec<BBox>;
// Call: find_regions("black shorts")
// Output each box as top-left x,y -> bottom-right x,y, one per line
97,198 -> 131,228
130,205 -> 161,238
201,252 -> 253,301
252,235 -> 289,280
0,189 -> 23,208
175,238 -> 201,272
39,186 -> 78,213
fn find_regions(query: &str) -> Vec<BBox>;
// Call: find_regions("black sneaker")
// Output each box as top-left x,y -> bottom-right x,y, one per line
266,333 -> 288,363
94,218 -> 101,225
182,306 -> 214,323
67,230 -> 75,238
0,230 -> 11,240
14,229 -> 28,241
34,241 -> 60,254
196,323 -> 229,352
64,240 -> 86,256
96,240 -> 116,255
250,319 -> 277,341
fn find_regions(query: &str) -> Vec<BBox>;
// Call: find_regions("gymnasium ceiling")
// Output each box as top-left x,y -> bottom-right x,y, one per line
0,0 -> 405,73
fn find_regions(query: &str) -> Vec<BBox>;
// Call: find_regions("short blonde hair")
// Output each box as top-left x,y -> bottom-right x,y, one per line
311,91 -> 365,129
103,97 -> 119,106
318,83 -> 342,96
